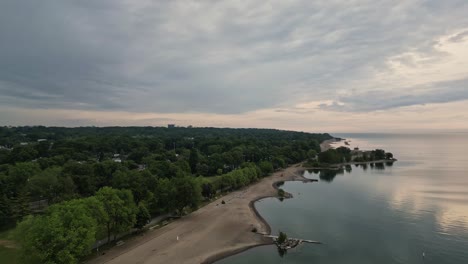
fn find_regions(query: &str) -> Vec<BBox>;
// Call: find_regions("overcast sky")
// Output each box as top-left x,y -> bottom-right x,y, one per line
1,0 -> 468,132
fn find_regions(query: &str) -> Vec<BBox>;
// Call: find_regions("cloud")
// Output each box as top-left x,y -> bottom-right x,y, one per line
319,77 -> 468,112
0,0 -> 468,122
448,30 -> 468,43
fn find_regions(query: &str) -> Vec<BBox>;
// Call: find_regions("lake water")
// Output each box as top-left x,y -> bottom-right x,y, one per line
217,133 -> 468,264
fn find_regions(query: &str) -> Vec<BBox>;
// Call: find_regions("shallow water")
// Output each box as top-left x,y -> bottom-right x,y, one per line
217,133 -> 468,264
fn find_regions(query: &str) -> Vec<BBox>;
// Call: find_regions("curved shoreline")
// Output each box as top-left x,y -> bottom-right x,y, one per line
87,164 -> 316,264
202,167 -> 312,264
199,197 -> 274,264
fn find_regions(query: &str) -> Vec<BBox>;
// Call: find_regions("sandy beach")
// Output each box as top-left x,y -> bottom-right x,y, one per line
320,138 -> 337,152
86,164 -> 310,264
85,140 -> 333,264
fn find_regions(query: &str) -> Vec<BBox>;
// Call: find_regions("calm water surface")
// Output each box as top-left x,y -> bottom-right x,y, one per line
218,133 -> 468,264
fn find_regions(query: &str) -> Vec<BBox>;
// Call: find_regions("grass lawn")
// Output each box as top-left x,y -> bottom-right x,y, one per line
0,228 -> 19,263
0,246 -> 19,264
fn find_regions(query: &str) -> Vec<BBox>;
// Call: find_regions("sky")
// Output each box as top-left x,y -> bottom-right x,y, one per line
1,0 -> 468,133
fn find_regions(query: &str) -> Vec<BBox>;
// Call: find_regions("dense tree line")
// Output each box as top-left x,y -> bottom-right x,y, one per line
0,126 -> 331,263
317,146 -> 394,164
14,187 -> 141,263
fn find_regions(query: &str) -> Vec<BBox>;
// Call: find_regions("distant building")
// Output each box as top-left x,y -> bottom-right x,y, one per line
113,153 -> 120,158
113,158 -> 122,163
168,124 -> 175,128
20,142 -> 28,146
37,139 -> 47,142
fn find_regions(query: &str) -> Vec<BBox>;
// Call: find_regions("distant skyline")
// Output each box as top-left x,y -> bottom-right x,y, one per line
1,0 -> 468,132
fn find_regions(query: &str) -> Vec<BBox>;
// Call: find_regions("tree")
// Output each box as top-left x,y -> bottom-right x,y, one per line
15,200 -> 98,264
318,149 -> 341,164
278,188 -> 286,198
134,203 -> 151,230
374,149 -> 386,160
7,162 -> 41,189
151,178 -> 175,214
27,167 -> 60,202
201,182 -> 215,199
10,188 -> 31,221
385,152 -> 394,159
272,157 -> 286,169
172,176 -> 202,215
189,149 -> 199,174
0,194 -> 11,227
127,147 -> 149,164
76,196 -> 108,239
63,161 -> 95,196
9,145 -> 38,163
259,161 -> 274,176
95,187 -> 137,243
93,161 -> 121,189
277,231 -> 288,244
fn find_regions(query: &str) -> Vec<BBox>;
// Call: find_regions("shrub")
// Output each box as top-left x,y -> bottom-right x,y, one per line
278,188 -> 285,198
277,231 -> 287,244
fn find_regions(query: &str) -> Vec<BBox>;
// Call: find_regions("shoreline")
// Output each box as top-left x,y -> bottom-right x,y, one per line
86,137 -> 367,264
205,137 -> 394,263
320,138 -> 338,152
202,166 -> 312,264
87,164 -> 313,264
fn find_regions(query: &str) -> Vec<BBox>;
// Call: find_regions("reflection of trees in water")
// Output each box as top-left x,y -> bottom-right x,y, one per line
361,163 -> 368,170
363,162 -> 387,170
317,162 -> 390,183
277,247 -> 287,258
374,162 -> 385,170
385,161 -> 394,167
345,164 -> 352,173
319,168 -> 344,182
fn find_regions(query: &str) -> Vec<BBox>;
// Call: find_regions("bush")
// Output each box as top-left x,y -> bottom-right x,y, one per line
251,227 -> 258,233
277,231 -> 287,244
278,188 -> 285,198
221,200 -> 226,204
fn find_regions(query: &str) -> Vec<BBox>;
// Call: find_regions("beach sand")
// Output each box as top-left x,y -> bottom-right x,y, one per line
87,165 -> 309,264
320,138 -> 337,152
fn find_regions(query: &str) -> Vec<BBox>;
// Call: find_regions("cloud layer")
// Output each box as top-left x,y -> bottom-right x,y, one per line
1,0 -> 468,130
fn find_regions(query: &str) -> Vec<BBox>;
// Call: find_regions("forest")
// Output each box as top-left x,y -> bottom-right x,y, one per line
0,126 -> 331,263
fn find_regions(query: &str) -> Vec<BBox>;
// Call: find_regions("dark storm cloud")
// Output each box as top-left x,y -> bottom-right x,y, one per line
0,0 -> 468,114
